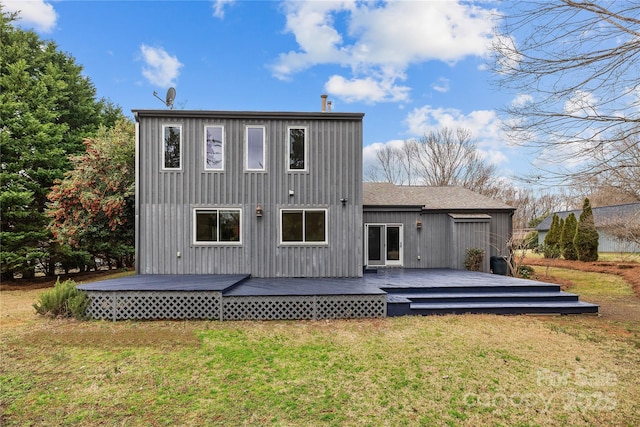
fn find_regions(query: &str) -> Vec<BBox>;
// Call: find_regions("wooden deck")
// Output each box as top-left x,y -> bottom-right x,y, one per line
77,269 -> 599,320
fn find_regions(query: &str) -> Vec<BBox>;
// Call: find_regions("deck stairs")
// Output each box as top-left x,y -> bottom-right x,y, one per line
383,281 -> 599,316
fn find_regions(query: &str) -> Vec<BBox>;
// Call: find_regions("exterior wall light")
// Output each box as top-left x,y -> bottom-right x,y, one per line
256,204 -> 263,217
416,218 -> 423,229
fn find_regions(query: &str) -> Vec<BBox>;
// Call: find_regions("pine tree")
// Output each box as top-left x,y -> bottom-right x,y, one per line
561,213 -> 578,260
0,10 -> 120,280
574,198 -> 599,262
543,213 -> 562,258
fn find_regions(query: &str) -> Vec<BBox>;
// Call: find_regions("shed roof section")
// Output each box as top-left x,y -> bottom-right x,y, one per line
363,182 -> 514,211
536,202 -> 640,231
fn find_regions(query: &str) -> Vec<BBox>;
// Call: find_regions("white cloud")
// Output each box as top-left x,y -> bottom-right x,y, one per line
564,90 -> 599,117
362,139 -> 406,177
211,0 -> 235,19
511,94 -> 533,108
2,0 -> 57,32
493,34 -> 521,75
272,0 -> 498,104
325,75 -> 410,104
404,105 -> 508,165
432,77 -> 450,94
139,45 -> 183,87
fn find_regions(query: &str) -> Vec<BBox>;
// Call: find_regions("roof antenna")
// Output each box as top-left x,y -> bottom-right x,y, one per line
153,87 -> 176,109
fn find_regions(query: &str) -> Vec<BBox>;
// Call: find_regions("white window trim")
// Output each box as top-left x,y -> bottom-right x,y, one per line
279,208 -> 329,246
245,125 -> 266,172
193,207 -> 243,246
286,126 -> 308,172
161,124 -> 182,171
203,125 -> 225,171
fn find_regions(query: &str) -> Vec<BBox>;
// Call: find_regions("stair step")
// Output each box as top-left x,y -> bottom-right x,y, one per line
392,291 -> 579,303
407,301 -> 599,315
382,284 -> 561,294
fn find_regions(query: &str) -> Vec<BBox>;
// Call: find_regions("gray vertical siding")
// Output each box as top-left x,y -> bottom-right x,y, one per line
363,210 -> 513,271
135,110 -> 364,278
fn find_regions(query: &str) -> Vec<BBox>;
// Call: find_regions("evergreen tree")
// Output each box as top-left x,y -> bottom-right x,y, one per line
574,198 -> 599,262
543,213 -> 562,258
0,10 -> 121,280
561,213 -> 578,260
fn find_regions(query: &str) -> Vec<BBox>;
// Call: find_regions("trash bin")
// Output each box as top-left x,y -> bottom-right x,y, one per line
490,256 -> 508,275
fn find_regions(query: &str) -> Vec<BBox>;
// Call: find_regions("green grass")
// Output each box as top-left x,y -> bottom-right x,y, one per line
520,251 -> 640,263
2,314 -> 639,426
2,265 -> 640,427
542,267 -> 634,297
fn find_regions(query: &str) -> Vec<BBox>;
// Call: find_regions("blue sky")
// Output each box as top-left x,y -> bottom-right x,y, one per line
4,0 -> 529,181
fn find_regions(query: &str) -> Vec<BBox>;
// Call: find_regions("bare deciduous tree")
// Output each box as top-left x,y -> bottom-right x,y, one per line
599,211 -> 640,250
493,1 -> 640,184
368,127 -> 500,197
584,134 -> 640,201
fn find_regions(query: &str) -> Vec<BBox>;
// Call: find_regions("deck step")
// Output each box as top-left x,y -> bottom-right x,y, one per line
404,291 -> 579,304
381,284 -> 561,294
385,284 -> 599,316
407,301 -> 599,315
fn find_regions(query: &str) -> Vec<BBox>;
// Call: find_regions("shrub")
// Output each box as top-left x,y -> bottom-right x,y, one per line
464,248 -> 484,271
543,214 -> 562,258
517,265 -> 534,279
33,278 -> 89,319
561,213 -> 578,260
575,198 -> 599,262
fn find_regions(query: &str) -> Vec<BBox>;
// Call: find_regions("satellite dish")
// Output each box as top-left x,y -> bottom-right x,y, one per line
152,87 -> 176,109
166,87 -> 176,109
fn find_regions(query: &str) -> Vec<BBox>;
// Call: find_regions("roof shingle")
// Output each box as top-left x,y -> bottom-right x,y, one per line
362,182 -> 514,210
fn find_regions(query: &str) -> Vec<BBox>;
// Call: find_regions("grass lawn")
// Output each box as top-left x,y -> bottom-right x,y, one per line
2,272 -> 640,426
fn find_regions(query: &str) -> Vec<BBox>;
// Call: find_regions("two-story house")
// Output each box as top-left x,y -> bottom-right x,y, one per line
133,107 -> 364,278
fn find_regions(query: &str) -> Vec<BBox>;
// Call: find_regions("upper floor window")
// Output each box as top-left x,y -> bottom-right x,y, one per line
163,124 -> 182,170
246,126 -> 265,171
194,208 -> 242,244
204,125 -> 224,171
280,209 -> 327,244
288,126 -> 307,172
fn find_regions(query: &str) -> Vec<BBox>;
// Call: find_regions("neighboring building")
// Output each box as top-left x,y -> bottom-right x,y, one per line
536,202 -> 640,253
363,183 -> 514,272
133,107 -> 515,278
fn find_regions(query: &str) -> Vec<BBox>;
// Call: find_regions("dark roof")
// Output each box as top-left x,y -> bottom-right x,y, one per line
132,109 -> 364,121
536,202 -> 640,231
362,182 -> 514,211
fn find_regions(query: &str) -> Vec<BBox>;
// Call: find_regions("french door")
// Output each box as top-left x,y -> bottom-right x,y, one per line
365,224 -> 403,267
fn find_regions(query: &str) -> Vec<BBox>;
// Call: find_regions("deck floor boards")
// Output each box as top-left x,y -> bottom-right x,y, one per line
77,268 -> 565,296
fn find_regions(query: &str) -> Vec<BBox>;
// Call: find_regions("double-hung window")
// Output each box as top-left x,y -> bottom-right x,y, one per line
287,126 -> 307,172
280,209 -> 327,244
204,125 -> 224,171
162,124 -> 182,170
194,208 -> 242,244
246,126 -> 265,171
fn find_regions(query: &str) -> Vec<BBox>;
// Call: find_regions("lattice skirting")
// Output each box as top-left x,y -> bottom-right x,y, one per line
84,291 -> 222,320
83,291 -> 386,321
223,295 -> 387,320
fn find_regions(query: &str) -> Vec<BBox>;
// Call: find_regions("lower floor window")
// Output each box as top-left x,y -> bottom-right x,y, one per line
194,208 -> 241,243
281,209 -> 327,244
